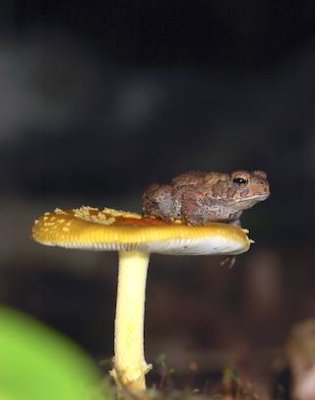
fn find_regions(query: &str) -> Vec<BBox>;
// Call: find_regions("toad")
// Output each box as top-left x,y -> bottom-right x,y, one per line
142,170 -> 270,226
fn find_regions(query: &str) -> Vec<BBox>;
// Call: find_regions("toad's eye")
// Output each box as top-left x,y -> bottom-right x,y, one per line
232,177 -> 248,185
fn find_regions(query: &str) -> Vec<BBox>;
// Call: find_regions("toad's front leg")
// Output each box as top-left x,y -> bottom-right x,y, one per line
181,192 -> 242,226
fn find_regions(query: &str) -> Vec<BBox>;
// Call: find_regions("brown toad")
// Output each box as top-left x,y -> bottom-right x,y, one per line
142,170 -> 270,226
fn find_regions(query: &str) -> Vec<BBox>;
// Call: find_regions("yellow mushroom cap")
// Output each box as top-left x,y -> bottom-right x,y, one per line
32,206 -> 251,256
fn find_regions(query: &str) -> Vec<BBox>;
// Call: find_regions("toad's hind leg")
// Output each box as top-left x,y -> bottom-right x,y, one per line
142,184 -> 174,221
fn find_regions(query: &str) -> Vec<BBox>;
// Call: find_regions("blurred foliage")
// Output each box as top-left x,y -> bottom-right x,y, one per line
0,307 -> 113,400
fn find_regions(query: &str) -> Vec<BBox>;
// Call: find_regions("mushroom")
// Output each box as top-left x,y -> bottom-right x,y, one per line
32,206 -> 251,393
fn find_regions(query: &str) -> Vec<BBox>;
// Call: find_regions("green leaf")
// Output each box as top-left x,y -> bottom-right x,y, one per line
0,307 -> 113,400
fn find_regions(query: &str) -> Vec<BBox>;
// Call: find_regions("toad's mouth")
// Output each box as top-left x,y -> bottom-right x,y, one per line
223,192 -> 270,204
240,192 -> 270,201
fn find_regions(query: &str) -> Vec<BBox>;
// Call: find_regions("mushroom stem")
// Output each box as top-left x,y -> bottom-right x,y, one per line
111,250 -> 152,393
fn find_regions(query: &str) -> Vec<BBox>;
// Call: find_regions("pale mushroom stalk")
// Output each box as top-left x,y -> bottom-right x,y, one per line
112,250 -> 151,392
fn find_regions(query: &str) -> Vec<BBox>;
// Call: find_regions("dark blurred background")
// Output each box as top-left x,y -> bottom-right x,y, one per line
1,0 -> 315,394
